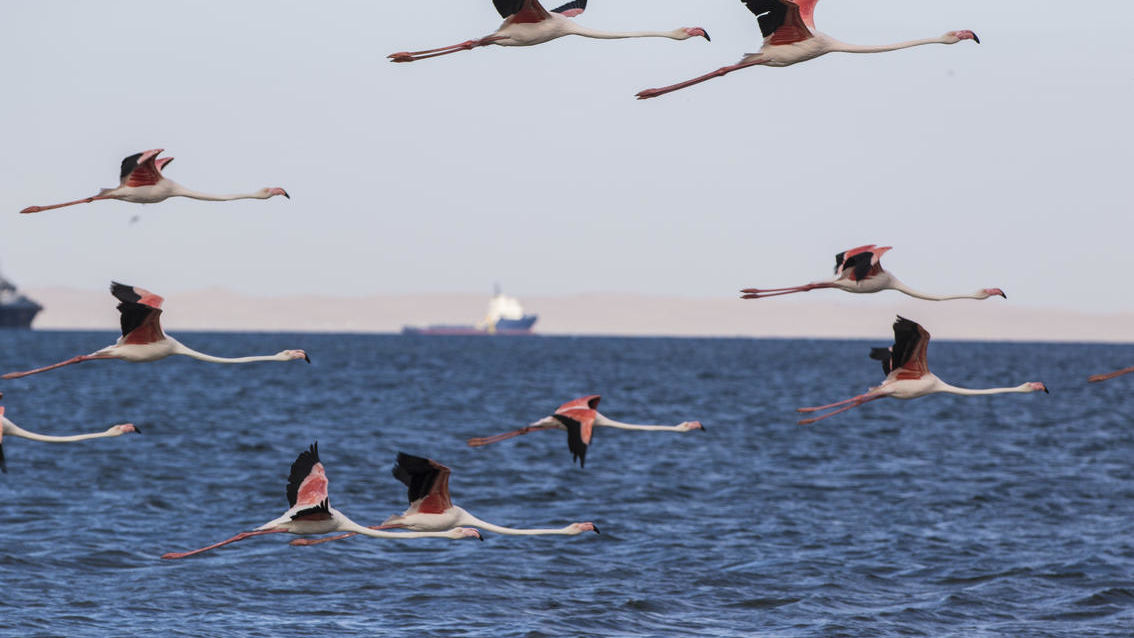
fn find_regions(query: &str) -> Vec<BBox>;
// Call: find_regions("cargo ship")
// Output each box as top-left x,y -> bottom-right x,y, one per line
0,268 -> 43,329
403,287 -> 537,336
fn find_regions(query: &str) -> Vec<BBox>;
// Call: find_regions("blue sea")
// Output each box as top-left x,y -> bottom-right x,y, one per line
0,331 -> 1132,637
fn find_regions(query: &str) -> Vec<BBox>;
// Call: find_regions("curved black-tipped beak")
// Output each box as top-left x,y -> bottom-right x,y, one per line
478,534 -> 484,542
702,31 -> 711,42
973,33 -> 981,44
1000,292 -> 1007,299
283,190 -> 291,199
699,425 -> 707,433
1043,387 -> 1050,394
304,354 -> 311,363
134,425 -> 143,434
592,525 -> 600,535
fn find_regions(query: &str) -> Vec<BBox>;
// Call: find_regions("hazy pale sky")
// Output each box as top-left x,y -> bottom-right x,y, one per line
2,1 -> 1131,312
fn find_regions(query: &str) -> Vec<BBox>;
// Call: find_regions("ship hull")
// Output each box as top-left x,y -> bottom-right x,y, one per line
0,304 -> 41,329
403,314 -> 537,336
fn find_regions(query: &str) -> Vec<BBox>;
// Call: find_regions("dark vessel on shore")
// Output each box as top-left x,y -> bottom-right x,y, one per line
403,287 -> 538,336
0,269 -> 43,328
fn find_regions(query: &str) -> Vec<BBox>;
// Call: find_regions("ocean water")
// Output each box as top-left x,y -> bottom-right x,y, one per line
0,331 -> 1131,637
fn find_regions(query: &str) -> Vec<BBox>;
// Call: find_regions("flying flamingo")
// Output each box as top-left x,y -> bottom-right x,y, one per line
161,443 -> 482,559
20,149 -> 288,214
636,0 -> 978,99
1088,367 -> 1134,383
797,316 -> 1048,425
740,245 -> 1006,301
291,452 -> 599,547
0,398 -> 139,474
467,395 -> 704,467
387,0 -> 709,63
2,282 -> 309,380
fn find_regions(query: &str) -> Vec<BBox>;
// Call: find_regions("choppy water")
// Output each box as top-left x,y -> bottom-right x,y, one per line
0,331 -> 1132,637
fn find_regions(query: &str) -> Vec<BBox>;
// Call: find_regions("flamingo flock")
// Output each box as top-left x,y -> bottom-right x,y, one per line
4,0 -> 1120,569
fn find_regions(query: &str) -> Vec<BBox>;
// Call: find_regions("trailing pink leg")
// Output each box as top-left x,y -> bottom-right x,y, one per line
741,283 -> 836,299
1088,366 -> 1134,383
161,529 -> 286,559
388,36 -> 505,63
20,195 -> 111,214
636,61 -> 765,100
2,354 -> 112,379
467,423 -> 559,447
797,394 -> 884,426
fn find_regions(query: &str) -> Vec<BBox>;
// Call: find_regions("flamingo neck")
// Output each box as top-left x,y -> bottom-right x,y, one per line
168,183 -> 270,202
1,417 -> 119,443
593,413 -> 681,431
566,24 -> 688,41
172,342 -> 288,364
937,383 -> 1035,396
460,513 -> 577,536
890,280 -> 987,301
343,519 -> 461,540
829,37 -> 947,54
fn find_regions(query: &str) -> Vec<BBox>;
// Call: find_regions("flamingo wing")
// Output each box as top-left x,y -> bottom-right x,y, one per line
494,0 -> 551,23
119,149 -> 167,188
556,395 -> 601,412
741,0 -> 814,46
889,316 -> 931,380
286,443 -> 329,509
834,245 -> 888,282
392,453 -> 453,514
291,499 -> 333,522
553,408 -> 596,467
110,282 -> 166,344
551,0 -> 586,17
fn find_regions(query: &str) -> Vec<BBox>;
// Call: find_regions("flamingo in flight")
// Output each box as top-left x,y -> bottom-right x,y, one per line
0,396 -> 139,474
636,0 -> 978,99
292,452 -> 599,547
797,316 -> 1048,425
2,283 -> 309,380
740,245 -> 1006,301
387,0 -> 709,63
1088,366 -> 1134,384
20,149 -> 288,214
467,395 -> 704,467
161,443 -> 482,559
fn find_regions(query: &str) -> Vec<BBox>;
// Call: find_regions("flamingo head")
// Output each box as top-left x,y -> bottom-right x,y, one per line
280,349 -> 310,363
450,527 -> 484,541
682,27 -> 710,42
1026,382 -> 1049,394
569,522 -> 600,535
982,288 -> 1007,299
678,421 -> 706,433
944,30 -> 980,44
111,423 -> 141,436
261,187 -> 290,199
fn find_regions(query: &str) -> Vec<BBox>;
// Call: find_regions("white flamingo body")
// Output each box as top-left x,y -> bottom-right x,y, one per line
0,403 -> 139,473
2,282 -> 309,379
388,0 -> 708,63
797,317 -> 1048,425
291,453 -> 597,547
467,395 -> 704,467
637,0 -> 978,99
162,443 -> 482,559
741,245 -> 1006,302
20,149 -> 288,214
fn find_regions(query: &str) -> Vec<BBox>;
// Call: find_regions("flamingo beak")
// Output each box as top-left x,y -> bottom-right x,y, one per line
134,425 -> 143,434
283,190 -> 291,199
304,353 -> 311,363
592,525 -> 600,535
973,33 -> 981,44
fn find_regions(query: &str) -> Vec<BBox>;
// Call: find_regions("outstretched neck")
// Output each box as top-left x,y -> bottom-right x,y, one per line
938,382 -> 1036,396
890,280 -> 988,301
2,418 -> 116,443
169,183 -> 271,202
594,413 -> 681,431
344,520 -> 462,540
172,342 -> 288,364
459,512 -> 570,536
567,24 -> 688,41
829,36 -> 946,54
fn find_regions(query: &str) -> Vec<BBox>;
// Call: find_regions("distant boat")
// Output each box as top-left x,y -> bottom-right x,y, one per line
403,287 -> 537,336
0,268 -> 42,329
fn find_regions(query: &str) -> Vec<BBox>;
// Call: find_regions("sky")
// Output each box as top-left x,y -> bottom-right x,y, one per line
1,1 -> 1131,313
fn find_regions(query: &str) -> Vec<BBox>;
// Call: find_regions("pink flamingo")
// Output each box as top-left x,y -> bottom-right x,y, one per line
20,149 -> 288,214
740,245 -> 1006,301
161,443 -> 482,559
2,283 -> 309,380
0,397 -> 139,474
637,0 -> 978,99
1088,367 -> 1134,383
388,0 -> 708,63
797,316 -> 1048,425
467,395 -> 704,467
291,452 -> 599,547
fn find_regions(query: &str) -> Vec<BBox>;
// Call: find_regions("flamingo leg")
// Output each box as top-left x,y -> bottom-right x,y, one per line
636,60 -> 765,100
1088,366 -> 1134,383
388,36 -> 505,63
2,353 -> 113,380
797,394 -> 884,426
21,195 -> 110,214
161,528 -> 287,559
290,523 -> 402,546
467,423 -> 560,447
